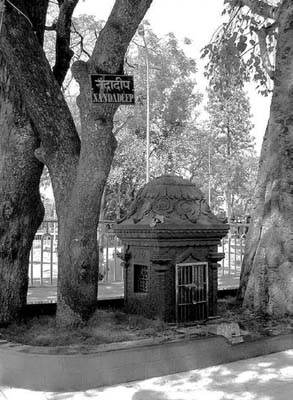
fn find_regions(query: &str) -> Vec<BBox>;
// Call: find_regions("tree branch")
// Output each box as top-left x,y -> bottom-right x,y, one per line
71,21 -> 91,59
17,0 -> 49,46
254,26 -> 275,79
0,6 -> 80,209
53,0 -> 79,86
224,0 -> 279,20
89,0 -> 153,74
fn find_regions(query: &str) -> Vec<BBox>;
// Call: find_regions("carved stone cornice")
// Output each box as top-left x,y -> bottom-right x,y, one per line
150,257 -> 172,264
208,251 -> 225,262
114,225 -> 229,241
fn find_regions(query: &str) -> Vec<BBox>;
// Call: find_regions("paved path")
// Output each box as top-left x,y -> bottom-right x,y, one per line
27,281 -> 124,304
1,349 -> 293,399
27,274 -> 238,304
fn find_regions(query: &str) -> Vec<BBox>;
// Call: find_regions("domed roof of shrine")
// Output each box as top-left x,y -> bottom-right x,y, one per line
117,175 -> 227,228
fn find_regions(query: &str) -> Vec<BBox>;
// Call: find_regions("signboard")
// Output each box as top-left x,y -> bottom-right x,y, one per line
90,74 -> 135,104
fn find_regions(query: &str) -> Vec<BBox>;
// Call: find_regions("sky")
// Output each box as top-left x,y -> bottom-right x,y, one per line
74,0 -> 272,154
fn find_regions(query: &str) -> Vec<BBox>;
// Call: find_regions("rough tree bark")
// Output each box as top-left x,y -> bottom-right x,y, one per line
0,0 -> 153,326
239,0 -> 293,316
0,0 -> 48,325
57,0 -> 153,326
0,54 -> 44,325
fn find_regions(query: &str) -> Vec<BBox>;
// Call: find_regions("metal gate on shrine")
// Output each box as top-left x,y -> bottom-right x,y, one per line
175,262 -> 209,324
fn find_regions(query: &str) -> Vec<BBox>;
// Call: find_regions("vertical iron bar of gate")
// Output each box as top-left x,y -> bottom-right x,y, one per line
121,239 -> 124,281
175,264 -> 179,324
105,234 -> 109,281
40,235 -> 44,285
196,264 -> 199,320
188,265 -> 193,318
185,265 -> 188,321
179,265 -> 181,322
203,264 -> 205,307
49,234 -> 53,284
30,244 -> 34,286
195,264 -> 198,319
234,237 -> 237,275
186,266 -> 188,321
187,265 -> 189,320
228,237 -> 231,276
184,268 -> 189,321
181,265 -> 183,322
183,265 -> 186,322
181,265 -> 184,322
221,238 -> 225,276
180,265 -> 182,322
202,264 -> 204,320
188,265 -> 190,321
201,264 -> 204,320
185,266 -> 187,321
199,268 -> 205,319
200,264 -> 203,320
192,265 -> 195,319
199,268 -> 204,319
205,262 -> 209,319
114,235 -> 117,281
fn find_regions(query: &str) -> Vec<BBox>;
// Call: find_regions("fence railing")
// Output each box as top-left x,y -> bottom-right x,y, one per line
29,220 -> 58,286
28,220 -> 123,287
28,220 -> 249,287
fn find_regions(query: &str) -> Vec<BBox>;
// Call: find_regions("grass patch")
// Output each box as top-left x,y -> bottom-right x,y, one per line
1,298 -> 293,348
0,308 -> 177,347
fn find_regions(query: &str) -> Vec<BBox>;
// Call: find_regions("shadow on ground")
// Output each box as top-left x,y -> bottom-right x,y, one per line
17,349 -> 291,400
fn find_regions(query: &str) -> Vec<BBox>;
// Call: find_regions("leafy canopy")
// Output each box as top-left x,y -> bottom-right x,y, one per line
202,0 -> 277,96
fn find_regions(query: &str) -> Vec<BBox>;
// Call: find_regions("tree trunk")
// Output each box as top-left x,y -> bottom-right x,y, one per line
0,0 -> 49,325
0,54 -> 44,325
56,59 -> 117,324
239,0 -> 293,316
56,108 -> 117,325
56,0 -> 153,325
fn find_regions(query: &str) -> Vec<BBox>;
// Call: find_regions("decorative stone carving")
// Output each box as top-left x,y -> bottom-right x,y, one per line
114,174 -> 229,323
119,175 -> 221,227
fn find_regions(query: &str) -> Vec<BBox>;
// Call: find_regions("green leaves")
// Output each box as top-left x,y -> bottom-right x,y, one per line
202,1 -> 277,96
237,35 -> 247,53
203,24 -> 257,216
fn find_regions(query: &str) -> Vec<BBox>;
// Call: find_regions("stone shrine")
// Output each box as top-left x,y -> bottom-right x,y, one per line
114,175 -> 229,323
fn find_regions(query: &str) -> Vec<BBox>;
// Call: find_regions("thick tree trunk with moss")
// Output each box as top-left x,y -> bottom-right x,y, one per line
239,0 -> 293,316
57,0 -> 153,326
0,0 -> 48,325
1,0 -> 152,326
0,54 -> 44,325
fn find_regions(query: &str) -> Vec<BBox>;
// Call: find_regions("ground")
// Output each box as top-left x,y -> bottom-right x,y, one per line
0,296 -> 293,349
216,297 -> 293,339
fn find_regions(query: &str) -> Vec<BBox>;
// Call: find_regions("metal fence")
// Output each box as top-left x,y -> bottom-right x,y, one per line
28,220 -> 248,287
29,220 -> 58,286
28,220 -> 122,287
